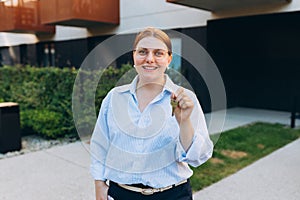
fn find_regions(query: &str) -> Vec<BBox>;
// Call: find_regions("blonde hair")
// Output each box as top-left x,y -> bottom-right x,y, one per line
133,27 -> 172,55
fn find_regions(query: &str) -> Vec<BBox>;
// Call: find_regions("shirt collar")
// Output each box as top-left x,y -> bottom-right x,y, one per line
114,74 -> 179,95
163,74 -> 179,94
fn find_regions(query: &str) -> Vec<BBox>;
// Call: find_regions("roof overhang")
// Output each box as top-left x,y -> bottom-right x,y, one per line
167,0 -> 291,12
40,0 -> 119,28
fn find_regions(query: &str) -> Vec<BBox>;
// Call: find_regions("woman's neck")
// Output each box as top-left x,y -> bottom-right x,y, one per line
135,76 -> 166,112
136,76 -> 166,92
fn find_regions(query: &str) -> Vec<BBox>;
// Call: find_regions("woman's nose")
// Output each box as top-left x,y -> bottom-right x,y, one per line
146,52 -> 155,63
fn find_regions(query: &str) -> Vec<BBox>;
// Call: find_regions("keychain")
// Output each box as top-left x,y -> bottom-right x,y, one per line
171,98 -> 177,116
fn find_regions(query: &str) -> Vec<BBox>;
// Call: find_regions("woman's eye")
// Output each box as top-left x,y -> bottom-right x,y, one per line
138,50 -> 147,55
155,51 -> 165,57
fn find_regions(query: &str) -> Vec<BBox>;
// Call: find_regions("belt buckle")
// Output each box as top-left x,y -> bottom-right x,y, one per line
141,188 -> 154,195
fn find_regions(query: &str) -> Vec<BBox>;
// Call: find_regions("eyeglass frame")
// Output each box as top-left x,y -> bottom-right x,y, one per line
133,47 -> 172,60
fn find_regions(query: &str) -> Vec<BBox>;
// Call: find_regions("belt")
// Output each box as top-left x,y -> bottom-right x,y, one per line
117,179 -> 188,195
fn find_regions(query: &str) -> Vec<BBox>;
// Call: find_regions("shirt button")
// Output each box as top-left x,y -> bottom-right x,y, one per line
144,116 -> 151,125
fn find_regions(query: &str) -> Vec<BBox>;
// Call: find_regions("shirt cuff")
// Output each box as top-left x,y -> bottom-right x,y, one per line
175,134 -> 196,162
90,161 -> 107,181
175,133 -> 213,167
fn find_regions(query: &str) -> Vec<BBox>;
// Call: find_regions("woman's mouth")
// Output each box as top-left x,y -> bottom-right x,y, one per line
142,66 -> 159,70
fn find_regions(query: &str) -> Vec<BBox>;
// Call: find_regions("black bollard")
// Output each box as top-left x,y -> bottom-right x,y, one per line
290,96 -> 296,128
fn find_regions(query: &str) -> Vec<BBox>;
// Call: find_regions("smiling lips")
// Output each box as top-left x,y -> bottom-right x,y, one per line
142,65 -> 159,70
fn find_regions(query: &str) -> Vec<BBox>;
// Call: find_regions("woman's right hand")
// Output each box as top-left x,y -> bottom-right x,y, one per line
95,180 -> 109,200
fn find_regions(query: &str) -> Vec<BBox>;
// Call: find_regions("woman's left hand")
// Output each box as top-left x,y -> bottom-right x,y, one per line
171,87 -> 194,124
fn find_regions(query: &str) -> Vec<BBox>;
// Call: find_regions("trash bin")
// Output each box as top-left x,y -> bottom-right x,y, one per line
0,102 -> 21,153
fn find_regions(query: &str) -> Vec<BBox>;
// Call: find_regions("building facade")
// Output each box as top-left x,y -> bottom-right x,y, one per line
0,0 -> 300,112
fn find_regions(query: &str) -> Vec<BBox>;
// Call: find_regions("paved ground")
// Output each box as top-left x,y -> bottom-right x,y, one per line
0,107 -> 299,200
0,141 -> 94,200
193,138 -> 300,200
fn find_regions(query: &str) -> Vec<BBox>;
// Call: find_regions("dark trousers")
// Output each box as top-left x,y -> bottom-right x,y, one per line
108,180 -> 193,200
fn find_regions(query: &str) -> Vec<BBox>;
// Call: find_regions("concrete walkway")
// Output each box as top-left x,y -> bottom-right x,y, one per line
0,107 -> 299,200
0,141 -> 94,200
193,138 -> 300,200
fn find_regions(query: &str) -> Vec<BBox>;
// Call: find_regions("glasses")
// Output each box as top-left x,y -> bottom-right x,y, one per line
134,48 -> 171,60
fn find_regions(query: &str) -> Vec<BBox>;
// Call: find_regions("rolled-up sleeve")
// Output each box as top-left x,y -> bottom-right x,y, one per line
90,93 -> 111,181
175,92 -> 213,167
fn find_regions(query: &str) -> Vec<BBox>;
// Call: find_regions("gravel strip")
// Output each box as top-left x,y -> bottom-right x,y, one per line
0,135 -> 78,160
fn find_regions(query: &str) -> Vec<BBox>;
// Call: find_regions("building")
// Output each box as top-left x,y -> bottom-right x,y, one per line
0,0 -> 299,113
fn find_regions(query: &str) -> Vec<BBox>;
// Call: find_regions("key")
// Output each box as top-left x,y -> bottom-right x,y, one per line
171,98 -> 177,116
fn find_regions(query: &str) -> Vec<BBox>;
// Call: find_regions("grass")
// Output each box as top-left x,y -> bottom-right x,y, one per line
190,122 -> 300,192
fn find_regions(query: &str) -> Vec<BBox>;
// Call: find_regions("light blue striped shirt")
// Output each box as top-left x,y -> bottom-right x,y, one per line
90,75 -> 213,188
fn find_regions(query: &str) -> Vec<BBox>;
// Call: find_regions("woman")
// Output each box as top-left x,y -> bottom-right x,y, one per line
90,27 -> 213,200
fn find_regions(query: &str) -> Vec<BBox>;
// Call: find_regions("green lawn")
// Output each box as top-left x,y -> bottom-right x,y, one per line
190,122 -> 300,192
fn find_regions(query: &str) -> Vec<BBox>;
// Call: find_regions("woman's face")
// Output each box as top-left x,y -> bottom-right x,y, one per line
133,36 -> 172,83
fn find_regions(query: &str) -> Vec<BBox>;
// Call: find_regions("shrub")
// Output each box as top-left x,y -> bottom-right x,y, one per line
21,109 -> 64,138
0,64 -> 132,139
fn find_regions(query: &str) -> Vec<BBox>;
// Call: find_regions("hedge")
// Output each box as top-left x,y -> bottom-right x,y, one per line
0,64 -> 132,139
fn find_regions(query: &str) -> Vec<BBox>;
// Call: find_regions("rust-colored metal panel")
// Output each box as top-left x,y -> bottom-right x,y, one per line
40,0 -> 119,27
39,0 -> 57,24
0,0 -> 55,34
0,3 -> 14,31
57,0 -> 74,21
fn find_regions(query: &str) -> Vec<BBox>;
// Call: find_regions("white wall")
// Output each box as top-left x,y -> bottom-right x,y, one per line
89,0 -> 211,35
1,0 -> 300,47
0,32 -> 38,46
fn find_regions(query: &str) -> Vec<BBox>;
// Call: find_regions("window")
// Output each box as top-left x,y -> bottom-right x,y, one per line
169,37 -> 181,72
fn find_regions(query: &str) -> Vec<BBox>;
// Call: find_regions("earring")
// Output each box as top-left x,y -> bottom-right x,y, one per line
133,65 -> 136,68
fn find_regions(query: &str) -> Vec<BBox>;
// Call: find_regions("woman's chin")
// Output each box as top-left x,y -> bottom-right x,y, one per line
139,73 -> 164,83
